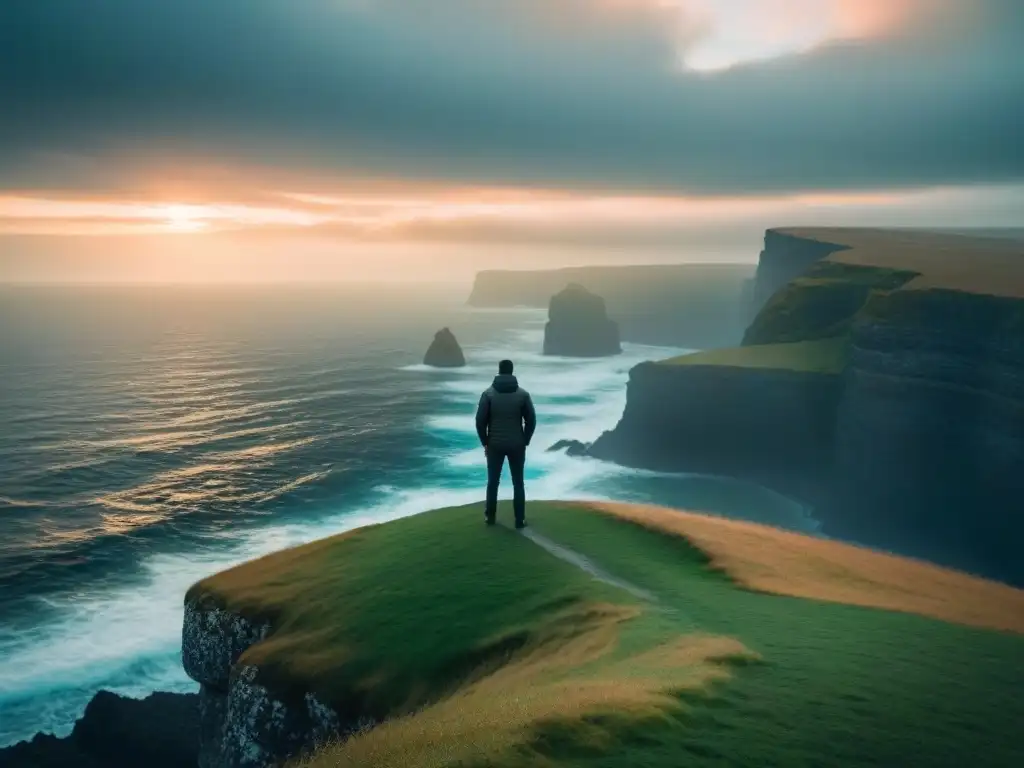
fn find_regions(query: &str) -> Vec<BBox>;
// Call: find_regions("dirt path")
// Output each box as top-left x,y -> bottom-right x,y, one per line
504,523 -> 659,604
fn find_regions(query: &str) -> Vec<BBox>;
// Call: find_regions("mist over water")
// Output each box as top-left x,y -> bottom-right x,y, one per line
0,285 -> 814,746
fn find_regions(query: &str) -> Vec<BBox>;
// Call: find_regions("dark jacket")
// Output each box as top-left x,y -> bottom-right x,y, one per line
475,374 -> 537,451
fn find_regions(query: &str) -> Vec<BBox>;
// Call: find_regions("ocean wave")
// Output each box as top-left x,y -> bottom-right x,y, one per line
0,496 -> 65,509
398,363 -> 478,374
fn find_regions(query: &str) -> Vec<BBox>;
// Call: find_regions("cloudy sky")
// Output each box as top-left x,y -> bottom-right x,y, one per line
1,0 -> 1021,282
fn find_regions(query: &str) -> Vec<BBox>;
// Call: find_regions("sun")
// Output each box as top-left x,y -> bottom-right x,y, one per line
159,204 -> 210,233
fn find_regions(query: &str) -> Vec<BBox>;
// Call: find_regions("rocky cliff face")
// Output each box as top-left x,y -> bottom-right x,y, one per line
181,595 -> 372,768
749,229 -> 848,315
824,289 -> 1024,584
589,228 -> 1024,586
543,284 -> 621,357
588,361 -> 840,504
423,327 -> 466,367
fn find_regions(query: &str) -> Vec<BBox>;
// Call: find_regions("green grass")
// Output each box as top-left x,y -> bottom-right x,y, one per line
190,502 -> 1024,768
659,337 -> 849,374
187,506 -> 670,725
744,261 -> 919,346
511,505 -> 1024,768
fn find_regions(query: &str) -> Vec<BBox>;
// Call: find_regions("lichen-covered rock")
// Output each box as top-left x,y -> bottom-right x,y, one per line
198,685 -> 229,768
214,666 -> 349,768
423,327 -> 466,367
182,597 -> 271,691
543,284 -> 621,357
183,595 -> 376,767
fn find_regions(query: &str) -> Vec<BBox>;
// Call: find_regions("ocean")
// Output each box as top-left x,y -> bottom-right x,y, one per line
0,284 -> 815,746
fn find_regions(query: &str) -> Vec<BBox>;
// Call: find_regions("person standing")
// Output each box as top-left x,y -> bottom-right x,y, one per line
475,359 -> 537,528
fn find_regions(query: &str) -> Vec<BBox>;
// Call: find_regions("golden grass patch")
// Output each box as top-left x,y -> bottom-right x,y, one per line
777,227 -> 1024,298
580,502 -> 1024,635
295,602 -> 756,768
660,337 -> 848,374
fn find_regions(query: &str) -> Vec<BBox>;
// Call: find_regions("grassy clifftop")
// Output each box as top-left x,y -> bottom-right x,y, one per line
754,227 -> 1024,341
743,260 -> 919,346
779,227 -> 1024,297
188,501 -> 1024,768
660,337 -> 849,375
659,228 -> 1024,375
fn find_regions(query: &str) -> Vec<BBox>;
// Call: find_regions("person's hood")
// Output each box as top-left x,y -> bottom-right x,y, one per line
491,374 -> 519,393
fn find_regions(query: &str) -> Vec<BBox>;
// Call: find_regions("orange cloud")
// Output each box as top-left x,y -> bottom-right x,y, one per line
0,183 -> 993,240
668,0 -> 937,71
834,0 -> 942,39
0,196 -> 329,235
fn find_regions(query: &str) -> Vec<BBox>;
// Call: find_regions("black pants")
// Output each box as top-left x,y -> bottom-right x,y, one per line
485,446 -> 526,523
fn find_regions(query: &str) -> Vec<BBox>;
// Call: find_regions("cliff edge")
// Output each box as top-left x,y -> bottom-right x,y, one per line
590,227 -> 1024,585
543,284 -> 621,357
589,338 -> 845,505
180,501 -> 1024,768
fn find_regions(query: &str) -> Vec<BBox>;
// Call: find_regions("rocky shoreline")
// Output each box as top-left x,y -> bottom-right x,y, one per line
0,690 -> 200,768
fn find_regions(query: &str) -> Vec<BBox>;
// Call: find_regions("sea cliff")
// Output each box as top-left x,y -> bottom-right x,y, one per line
589,341 -> 844,505
181,591 -> 370,768
829,288 -> 1024,583
748,228 -> 849,316
169,501 -> 1024,768
468,263 -> 754,348
589,228 -> 1024,585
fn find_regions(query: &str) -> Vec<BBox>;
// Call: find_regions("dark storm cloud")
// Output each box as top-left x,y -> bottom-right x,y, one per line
1,0 -> 1022,195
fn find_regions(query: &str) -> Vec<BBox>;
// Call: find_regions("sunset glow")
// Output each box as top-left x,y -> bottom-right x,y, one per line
0,196 -> 330,236
1,0 -> 1018,284
0,185 -> 963,239
674,0 -> 929,71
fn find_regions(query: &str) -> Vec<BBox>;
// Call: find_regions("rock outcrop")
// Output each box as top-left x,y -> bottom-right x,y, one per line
468,263 -> 754,349
423,327 -> 466,368
181,593 -> 373,768
588,360 -> 840,505
546,439 -> 590,457
543,284 -> 621,357
0,690 -> 199,768
587,227 -> 1024,586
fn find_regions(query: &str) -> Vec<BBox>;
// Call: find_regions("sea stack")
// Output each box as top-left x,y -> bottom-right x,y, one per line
543,284 -> 621,357
423,327 -> 466,367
